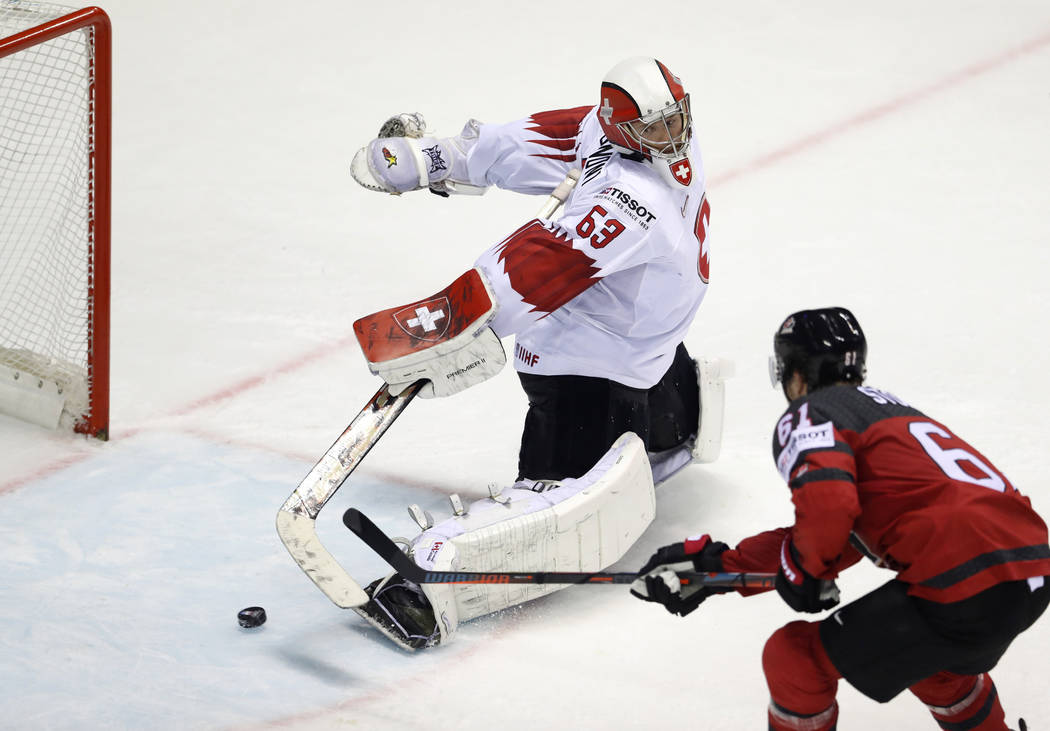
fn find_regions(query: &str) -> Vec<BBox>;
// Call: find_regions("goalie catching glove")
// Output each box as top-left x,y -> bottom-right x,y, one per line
350,113 -> 487,197
631,534 -> 732,616
353,268 -> 505,398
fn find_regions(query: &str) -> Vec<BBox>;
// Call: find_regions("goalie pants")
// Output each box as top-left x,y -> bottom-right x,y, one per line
515,343 -> 699,481
763,576 -> 1050,730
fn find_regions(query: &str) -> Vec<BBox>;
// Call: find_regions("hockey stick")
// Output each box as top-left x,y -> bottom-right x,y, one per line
276,381 -> 423,607
535,168 -> 581,219
343,507 -> 777,589
278,169 -> 582,609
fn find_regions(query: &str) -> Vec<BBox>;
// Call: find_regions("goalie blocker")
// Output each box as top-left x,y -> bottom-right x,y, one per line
353,268 -> 506,398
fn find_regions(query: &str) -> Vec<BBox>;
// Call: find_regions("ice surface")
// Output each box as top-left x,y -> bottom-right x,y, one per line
2,1 -> 1049,728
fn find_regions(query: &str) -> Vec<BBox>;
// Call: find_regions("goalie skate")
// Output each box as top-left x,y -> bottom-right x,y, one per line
353,573 -> 440,652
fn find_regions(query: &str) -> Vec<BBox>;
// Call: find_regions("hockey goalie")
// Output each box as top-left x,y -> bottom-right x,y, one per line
346,57 -> 732,649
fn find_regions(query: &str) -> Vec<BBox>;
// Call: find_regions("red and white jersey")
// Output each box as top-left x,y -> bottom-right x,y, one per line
466,106 -> 710,389
722,385 -> 1050,603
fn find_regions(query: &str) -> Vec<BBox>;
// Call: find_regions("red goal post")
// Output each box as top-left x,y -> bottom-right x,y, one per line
0,3 -> 110,439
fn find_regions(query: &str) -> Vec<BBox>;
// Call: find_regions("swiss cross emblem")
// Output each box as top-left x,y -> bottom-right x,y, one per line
394,297 -> 450,341
670,158 -> 692,186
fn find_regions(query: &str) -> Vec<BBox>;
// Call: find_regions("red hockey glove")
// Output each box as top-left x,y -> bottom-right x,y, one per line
630,535 -> 731,617
775,535 -> 841,614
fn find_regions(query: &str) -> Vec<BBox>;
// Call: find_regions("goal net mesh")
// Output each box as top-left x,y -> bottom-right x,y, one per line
1,1 -> 99,430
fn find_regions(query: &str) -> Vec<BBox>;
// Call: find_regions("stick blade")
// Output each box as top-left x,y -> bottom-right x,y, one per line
276,510 -> 370,607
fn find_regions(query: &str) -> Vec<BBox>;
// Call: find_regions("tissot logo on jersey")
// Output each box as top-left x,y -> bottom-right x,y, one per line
777,421 -> 835,480
596,187 -> 657,227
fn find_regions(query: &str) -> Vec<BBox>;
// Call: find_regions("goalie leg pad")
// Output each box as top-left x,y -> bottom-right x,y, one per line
644,348 -> 734,479
692,356 -> 734,464
414,432 -> 655,644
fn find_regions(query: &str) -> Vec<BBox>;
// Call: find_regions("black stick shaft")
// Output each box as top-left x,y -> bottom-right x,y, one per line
343,508 -> 776,589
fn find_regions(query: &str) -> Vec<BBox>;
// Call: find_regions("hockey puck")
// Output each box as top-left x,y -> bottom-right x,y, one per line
238,606 -> 267,628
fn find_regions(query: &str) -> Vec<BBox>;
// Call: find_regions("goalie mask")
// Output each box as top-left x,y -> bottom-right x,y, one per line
598,57 -> 694,188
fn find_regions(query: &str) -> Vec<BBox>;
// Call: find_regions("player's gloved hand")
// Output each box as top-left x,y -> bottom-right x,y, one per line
377,112 -> 427,139
775,535 -> 841,613
374,113 -> 451,197
630,535 -> 731,616
349,115 -> 487,197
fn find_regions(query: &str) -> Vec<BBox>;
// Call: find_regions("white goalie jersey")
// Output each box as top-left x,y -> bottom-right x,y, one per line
463,106 -> 711,389
338,89 -> 726,650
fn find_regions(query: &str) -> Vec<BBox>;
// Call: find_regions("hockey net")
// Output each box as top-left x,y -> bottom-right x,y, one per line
0,2 -> 110,438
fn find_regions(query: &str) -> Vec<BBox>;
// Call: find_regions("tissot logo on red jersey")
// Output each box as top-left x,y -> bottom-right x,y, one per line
777,421 -> 835,479
393,298 -> 449,341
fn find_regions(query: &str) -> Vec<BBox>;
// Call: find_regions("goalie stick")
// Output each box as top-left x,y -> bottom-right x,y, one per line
276,381 -> 423,607
277,169 -> 581,608
343,507 -> 777,589
535,167 -> 581,219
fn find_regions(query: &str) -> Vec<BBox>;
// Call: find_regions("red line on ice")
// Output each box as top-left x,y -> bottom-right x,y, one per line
711,29 -> 1050,186
4,28 -> 1049,498
160,333 -> 359,421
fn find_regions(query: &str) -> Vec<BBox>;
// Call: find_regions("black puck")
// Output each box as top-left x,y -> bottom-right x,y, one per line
238,606 -> 267,628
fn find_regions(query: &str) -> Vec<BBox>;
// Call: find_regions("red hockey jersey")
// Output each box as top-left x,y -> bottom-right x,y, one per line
722,385 -> 1050,603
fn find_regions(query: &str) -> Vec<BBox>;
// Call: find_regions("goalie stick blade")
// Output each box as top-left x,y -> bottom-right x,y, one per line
343,508 -> 777,589
276,511 -> 369,607
277,381 -> 422,608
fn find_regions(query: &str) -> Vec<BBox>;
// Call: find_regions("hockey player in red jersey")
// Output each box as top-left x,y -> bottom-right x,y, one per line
345,58 -> 731,649
632,307 -> 1049,731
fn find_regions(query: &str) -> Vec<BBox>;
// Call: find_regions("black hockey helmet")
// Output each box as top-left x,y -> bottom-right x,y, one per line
769,307 -> 867,396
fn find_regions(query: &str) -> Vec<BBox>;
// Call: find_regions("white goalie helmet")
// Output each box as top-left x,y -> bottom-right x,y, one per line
598,57 -> 695,188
